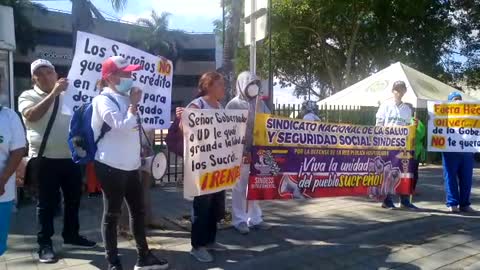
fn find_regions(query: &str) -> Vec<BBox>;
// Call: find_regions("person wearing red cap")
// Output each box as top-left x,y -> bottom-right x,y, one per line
92,56 -> 168,270
18,59 -> 96,264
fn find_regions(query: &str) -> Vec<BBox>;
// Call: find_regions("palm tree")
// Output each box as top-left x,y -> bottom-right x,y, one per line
0,0 -> 46,54
71,0 -> 127,52
130,10 -> 187,66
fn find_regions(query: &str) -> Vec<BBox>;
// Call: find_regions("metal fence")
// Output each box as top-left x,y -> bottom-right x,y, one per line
156,104 -> 436,183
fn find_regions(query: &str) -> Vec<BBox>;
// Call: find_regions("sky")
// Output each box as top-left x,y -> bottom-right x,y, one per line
34,0 -> 222,33
33,0 -> 301,104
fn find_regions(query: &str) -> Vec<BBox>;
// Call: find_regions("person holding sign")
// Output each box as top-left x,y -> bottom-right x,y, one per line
442,92 -> 475,213
18,59 -> 96,264
375,81 -> 418,210
176,72 -> 227,263
226,71 -> 271,235
92,56 -> 168,270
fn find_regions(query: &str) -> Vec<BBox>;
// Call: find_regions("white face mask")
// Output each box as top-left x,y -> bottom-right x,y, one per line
246,84 -> 259,98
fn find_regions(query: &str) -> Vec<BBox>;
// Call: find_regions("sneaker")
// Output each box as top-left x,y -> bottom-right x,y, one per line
251,221 -> 272,230
134,250 -> 168,270
400,201 -> 419,210
206,242 -> 227,251
64,235 -> 97,248
108,261 -> 123,270
448,206 -> 460,213
460,206 -> 476,213
190,247 -> 213,263
88,192 -> 102,198
381,200 -> 396,209
38,245 -> 57,263
235,222 -> 250,235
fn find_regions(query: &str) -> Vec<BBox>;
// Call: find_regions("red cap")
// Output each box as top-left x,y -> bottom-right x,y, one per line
102,56 -> 142,79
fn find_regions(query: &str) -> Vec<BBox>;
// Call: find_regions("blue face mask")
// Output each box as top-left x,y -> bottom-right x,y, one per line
116,77 -> 133,93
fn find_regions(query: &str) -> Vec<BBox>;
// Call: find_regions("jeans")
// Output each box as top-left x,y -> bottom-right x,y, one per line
36,158 -> 82,246
191,191 -> 225,248
94,161 -> 149,263
0,200 -> 13,256
442,152 -> 474,207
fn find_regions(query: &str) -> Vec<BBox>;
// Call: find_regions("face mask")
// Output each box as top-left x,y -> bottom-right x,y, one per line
246,84 -> 259,98
116,77 -> 133,93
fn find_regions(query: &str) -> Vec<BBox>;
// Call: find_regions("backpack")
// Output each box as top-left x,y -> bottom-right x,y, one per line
166,99 -> 205,156
68,94 -> 120,164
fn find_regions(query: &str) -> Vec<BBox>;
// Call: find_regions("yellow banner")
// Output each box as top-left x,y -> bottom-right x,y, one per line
433,103 -> 480,117
253,114 -> 415,151
433,118 -> 480,128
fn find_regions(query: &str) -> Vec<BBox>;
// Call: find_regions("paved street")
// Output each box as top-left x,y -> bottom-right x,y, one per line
1,165 -> 480,270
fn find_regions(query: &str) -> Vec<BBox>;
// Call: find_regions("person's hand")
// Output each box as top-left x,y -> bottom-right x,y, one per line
51,78 -> 69,97
176,107 -> 184,119
130,87 -> 142,105
413,118 -> 419,126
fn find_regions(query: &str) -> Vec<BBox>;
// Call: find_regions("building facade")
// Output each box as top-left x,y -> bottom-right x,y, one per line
13,7 -> 217,112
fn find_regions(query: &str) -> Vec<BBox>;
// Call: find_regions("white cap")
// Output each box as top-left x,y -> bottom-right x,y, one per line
31,59 -> 55,75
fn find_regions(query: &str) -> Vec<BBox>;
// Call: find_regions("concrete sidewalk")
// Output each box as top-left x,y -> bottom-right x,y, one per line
1,165 -> 480,270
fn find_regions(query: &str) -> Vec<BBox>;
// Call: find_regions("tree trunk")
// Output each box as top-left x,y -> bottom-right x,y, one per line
71,0 -> 94,54
221,0 -> 242,102
344,18 -> 361,87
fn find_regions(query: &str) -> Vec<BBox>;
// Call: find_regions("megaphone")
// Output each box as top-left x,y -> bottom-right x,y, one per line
140,152 -> 167,180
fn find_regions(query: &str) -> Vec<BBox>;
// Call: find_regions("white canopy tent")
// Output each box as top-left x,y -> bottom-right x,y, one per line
318,62 -> 477,108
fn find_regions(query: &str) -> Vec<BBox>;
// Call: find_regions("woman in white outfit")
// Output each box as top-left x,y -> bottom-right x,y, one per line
226,71 -> 271,234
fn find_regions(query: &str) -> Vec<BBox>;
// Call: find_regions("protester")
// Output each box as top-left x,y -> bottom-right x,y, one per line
18,59 -> 96,263
92,56 -> 168,270
177,72 -> 227,263
442,92 -> 475,213
375,81 -> 417,210
300,100 -> 321,121
0,103 -> 26,256
226,71 -> 271,234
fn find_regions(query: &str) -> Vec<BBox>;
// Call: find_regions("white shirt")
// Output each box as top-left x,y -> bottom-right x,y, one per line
18,86 -> 72,158
92,87 -> 140,171
375,101 -> 412,127
303,112 -> 320,121
0,107 -> 26,202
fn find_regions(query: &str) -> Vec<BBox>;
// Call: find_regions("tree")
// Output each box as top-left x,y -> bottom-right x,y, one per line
219,0 -> 462,100
0,0 -> 46,54
71,0 -> 127,52
450,0 -> 480,90
220,0 -> 242,101
130,10 -> 187,66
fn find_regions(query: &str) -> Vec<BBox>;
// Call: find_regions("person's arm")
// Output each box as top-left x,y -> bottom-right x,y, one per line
21,78 -> 68,122
0,149 -> 25,196
178,104 -> 199,131
98,88 -> 142,130
375,104 -> 385,126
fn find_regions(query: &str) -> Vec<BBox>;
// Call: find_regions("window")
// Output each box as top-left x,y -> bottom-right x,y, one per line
173,75 -> 200,87
181,49 -> 215,62
36,30 -> 73,48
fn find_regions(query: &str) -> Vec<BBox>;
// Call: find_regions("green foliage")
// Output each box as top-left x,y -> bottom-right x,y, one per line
215,0 -> 477,99
128,10 -> 187,63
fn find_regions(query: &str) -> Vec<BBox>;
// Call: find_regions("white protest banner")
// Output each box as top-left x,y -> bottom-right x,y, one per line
182,109 -> 248,198
427,100 -> 480,152
63,31 -> 173,129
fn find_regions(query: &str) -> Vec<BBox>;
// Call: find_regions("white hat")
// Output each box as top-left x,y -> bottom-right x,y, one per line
31,59 -> 55,75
